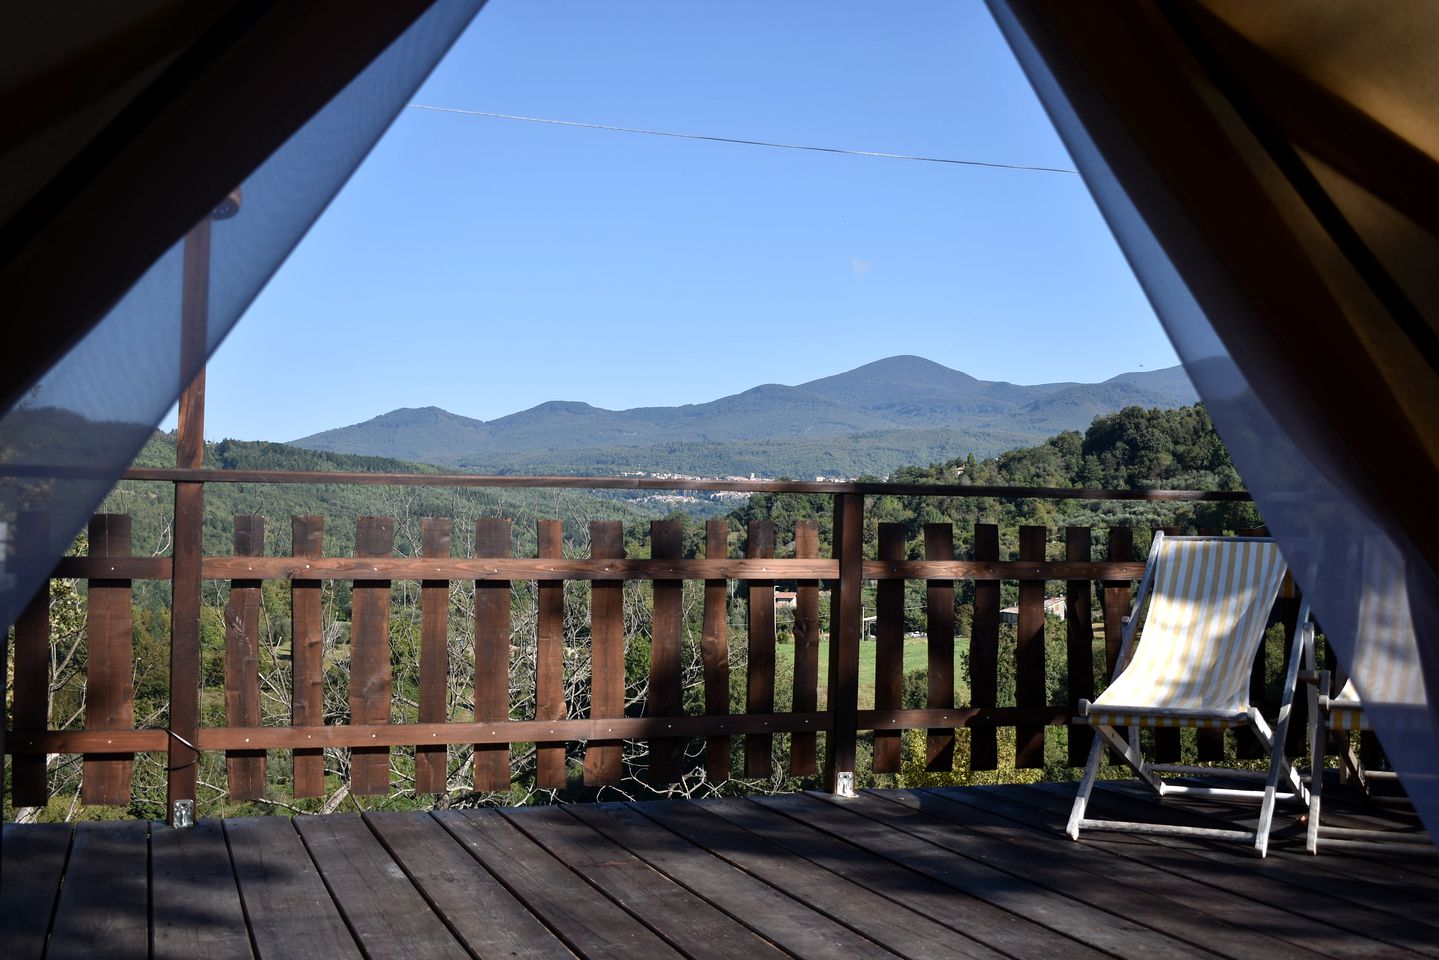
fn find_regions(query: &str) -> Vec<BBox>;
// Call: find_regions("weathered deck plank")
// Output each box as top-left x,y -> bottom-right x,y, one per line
755,792 -> 1223,960
2,784 -> 1435,960
367,811 -> 576,960
46,820 -> 149,960
571,801 -> 904,959
503,805 -> 788,960
435,807 -> 682,960
1012,782 -> 1439,957
875,788 -> 1355,960
644,798 -> 1016,960
151,819 -> 253,960
693,797 -> 1116,960
0,823 -> 72,958
294,814 -> 467,959
225,816 -> 362,960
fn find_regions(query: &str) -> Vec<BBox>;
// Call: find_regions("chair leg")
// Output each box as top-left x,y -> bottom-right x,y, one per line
1307,683 -> 1324,853
1254,712 -> 1287,858
1068,732 -> 1106,840
1095,723 -> 1163,791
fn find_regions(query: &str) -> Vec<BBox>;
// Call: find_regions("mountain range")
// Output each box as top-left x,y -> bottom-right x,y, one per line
289,356 -> 1196,477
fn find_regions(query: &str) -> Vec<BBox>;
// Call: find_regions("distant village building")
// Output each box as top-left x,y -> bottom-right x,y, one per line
999,597 -> 1067,624
774,590 -> 798,609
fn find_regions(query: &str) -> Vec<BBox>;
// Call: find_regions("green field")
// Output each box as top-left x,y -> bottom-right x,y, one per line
774,637 -> 972,710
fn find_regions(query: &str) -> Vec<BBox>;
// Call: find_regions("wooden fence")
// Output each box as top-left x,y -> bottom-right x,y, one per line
5,474 -> 1316,819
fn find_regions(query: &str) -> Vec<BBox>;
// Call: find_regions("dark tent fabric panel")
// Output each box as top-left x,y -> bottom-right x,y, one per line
988,0 -> 1437,840
0,0 -> 485,638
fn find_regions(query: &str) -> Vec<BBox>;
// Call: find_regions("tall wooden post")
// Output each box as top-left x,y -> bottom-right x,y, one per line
824,493 -> 863,795
167,219 -> 210,826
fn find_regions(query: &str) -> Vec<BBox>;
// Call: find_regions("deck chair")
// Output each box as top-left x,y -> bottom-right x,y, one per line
1303,543 -> 1432,853
1067,534 -> 1309,857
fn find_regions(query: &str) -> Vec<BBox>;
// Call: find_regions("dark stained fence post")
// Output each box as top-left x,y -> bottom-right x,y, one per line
291,516 -> 325,798
790,520 -> 821,777
1101,527 -> 1133,680
474,518 -> 512,792
83,514 -> 134,805
350,516 -> 395,795
925,524 -> 957,772
11,512 -> 51,807
535,520 -> 568,789
583,521 -> 624,786
1015,525 -> 1047,769
167,218 -> 209,826
701,520 -> 732,782
1100,525 -> 1135,764
744,521 -> 776,778
1065,527 -> 1096,768
970,524 -> 1001,771
648,520 -> 684,783
824,493 -> 863,794
416,518 -> 451,794
224,515 -> 266,800
872,523 -> 905,774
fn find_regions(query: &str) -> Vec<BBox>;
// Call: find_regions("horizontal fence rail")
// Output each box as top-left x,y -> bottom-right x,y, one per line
5,477 -> 1306,820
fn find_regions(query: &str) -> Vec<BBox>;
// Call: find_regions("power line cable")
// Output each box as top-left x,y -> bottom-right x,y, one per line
404,102 -> 1078,174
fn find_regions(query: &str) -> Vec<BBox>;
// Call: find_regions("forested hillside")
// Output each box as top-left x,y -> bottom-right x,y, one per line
289,356 -> 1197,477
730,404 -> 1259,560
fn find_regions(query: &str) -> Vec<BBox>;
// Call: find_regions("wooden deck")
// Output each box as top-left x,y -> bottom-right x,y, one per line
3,780 -> 1436,960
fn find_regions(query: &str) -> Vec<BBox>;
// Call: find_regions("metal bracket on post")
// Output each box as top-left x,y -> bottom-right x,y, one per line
833,771 -> 857,798
171,799 -> 195,829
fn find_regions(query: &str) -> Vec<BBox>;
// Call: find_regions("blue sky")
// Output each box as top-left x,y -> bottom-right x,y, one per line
187,0 -> 1177,441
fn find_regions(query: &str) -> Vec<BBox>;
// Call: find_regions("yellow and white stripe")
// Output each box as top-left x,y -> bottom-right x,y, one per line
1089,537 -> 1287,727
1325,541 -> 1427,732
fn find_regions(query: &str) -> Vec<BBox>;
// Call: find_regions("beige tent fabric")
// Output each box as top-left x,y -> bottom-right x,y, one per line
989,0 -> 1439,840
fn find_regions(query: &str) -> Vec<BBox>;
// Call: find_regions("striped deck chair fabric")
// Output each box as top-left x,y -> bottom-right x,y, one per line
1087,537 -> 1288,728
1306,542 -> 1432,852
1068,534 -> 1308,857
1320,545 -> 1426,732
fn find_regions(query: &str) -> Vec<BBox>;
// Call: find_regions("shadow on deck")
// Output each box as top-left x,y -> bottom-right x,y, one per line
3,781 -> 1436,960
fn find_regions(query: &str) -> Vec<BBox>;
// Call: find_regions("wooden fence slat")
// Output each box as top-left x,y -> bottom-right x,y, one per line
1065,527 -> 1096,767
535,520 -> 567,790
291,516 -> 325,798
824,493 -> 864,791
82,514 -> 133,805
416,518 -> 451,794
872,524 -> 905,774
583,521 -> 625,785
224,515 -> 266,801
11,512 -> 51,807
1100,526 -> 1134,765
745,521 -> 777,778
1101,527 -> 1133,680
648,520 -> 685,783
970,524 -> 1000,771
702,520 -> 731,782
474,518 -> 512,793
925,524 -> 956,772
1015,525 -> 1047,769
350,516 -> 395,795
790,520 -> 821,777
